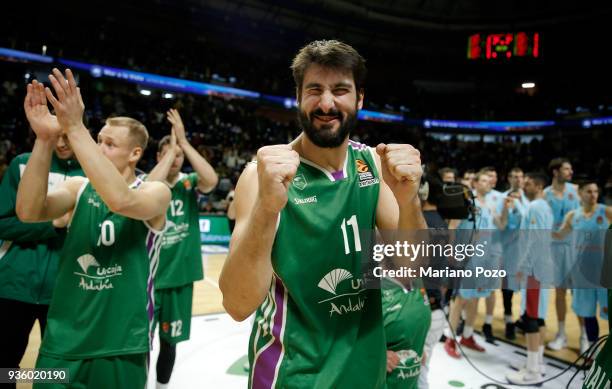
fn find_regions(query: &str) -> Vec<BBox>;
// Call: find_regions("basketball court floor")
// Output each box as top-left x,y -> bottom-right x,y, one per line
17,248 -> 608,388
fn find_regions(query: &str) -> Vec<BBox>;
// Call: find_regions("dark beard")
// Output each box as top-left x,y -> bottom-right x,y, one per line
297,106 -> 358,148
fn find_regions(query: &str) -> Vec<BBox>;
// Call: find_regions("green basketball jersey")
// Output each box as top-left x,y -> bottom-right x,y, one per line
381,278 -> 431,389
248,141 -> 386,389
155,172 -> 203,289
583,288 -> 612,389
39,179 -> 164,359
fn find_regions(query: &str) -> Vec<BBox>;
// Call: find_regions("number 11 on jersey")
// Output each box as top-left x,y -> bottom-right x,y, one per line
340,215 -> 361,255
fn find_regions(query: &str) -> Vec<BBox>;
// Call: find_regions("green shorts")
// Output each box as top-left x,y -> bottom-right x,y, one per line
34,352 -> 147,389
154,283 -> 194,344
583,339 -> 612,389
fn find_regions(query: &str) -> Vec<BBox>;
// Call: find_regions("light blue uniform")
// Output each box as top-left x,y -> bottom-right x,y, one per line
458,197 -> 501,298
498,190 -> 529,290
485,189 -> 503,210
544,183 -> 580,287
570,204 -> 610,318
519,198 -> 555,318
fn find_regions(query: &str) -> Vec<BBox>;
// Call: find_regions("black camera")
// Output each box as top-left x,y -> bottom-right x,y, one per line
420,168 -> 474,220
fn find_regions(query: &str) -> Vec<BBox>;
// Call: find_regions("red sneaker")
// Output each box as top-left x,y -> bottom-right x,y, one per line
444,338 -> 461,359
460,336 -> 485,352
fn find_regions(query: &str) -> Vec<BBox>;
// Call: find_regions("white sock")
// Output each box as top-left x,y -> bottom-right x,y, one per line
538,345 -> 545,365
463,325 -> 474,338
527,351 -> 539,373
444,327 -> 453,338
505,315 -> 513,323
461,311 -> 466,320
157,383 -> 169,389
580,325 -> 587,340
558,321 -> 566,337
485,315 -> 493,325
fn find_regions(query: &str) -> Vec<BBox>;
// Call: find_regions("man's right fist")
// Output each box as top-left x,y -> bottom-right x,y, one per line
256,145 -> 300,214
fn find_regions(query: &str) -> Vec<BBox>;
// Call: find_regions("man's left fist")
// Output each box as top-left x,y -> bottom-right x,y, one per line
376,143 -> 422,205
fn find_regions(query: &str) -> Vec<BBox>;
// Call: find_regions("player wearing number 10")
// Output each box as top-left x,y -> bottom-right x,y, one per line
219,40 -> 426,388
16,69 -> 171,389
146,109 -> 218,388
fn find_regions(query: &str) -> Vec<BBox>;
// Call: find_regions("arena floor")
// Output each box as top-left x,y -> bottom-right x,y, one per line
17,249 -> 608,388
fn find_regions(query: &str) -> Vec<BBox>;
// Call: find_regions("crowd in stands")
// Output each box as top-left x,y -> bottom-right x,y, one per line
2,60 -> 611,211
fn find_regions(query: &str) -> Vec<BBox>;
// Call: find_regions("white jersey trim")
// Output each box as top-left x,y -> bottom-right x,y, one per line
68,178 -> 90,229
299,150 -> 348,182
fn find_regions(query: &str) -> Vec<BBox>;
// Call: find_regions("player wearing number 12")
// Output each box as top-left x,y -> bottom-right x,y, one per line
16,69 -> 171,389
219,40 -> 426,388
146,109 -> 218,388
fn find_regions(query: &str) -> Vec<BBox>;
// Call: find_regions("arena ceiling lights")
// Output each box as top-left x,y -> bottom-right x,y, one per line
1,46 -> 607,131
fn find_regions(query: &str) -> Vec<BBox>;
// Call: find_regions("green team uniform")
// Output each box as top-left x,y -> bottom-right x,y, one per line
583,224 -> 612,389
152,172 -> 204,344
583,289 -> 612,389
34,179 -> 164,389
382,278 -> 431,389
0,153 -> 83,305
248,140 -> 386,389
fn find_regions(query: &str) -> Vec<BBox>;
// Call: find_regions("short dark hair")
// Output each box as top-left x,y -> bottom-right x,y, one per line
578,179 -> 599,190
481,166 -> 496,173
525,172 -> 548,188
509,167 -> 523,175
438,167 -> 456,181
291,40 -> 367,99
548,158 -> 570,175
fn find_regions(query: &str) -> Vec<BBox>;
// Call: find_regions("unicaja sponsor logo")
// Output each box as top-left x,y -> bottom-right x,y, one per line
74,253 -> 123,291
317,268 -> 367,317
394,349 -> 422,379
77,254 -> 99,273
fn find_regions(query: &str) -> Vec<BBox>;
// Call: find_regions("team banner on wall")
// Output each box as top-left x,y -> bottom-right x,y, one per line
199,215 -> 231,246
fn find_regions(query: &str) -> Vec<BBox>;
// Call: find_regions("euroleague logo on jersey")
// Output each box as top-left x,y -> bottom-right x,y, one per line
356,159 -> 379,188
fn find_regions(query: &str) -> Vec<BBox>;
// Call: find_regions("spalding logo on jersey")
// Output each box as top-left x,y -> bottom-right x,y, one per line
162,322 -> 170,333
568,193 -> 574,200
183,179 -> 192,190
356,159 -> 379,188
292,174 -> 307,190
597,216 -> 604,224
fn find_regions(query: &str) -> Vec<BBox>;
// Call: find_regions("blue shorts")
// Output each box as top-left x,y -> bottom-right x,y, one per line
551,243 -> 576,288
459,288 -> 493,299
572,288 -> 608,318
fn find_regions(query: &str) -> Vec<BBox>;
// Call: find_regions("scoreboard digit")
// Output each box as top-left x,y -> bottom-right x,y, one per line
468,32 -> 540,60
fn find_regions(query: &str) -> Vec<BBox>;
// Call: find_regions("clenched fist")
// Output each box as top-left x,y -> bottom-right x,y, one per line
376,143 -> 422,207
256,145 -> 300,214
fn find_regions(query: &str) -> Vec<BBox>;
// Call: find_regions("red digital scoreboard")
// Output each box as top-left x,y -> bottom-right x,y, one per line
467,32 -> 540,60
